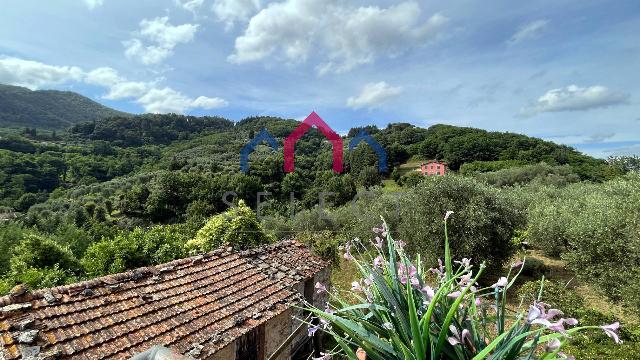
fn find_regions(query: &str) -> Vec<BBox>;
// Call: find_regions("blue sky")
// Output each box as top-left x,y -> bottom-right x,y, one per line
0,0 -> 638,157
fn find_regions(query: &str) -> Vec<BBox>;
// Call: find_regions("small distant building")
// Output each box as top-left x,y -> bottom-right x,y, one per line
420,161 -> 448,176
0,240 -> 329,360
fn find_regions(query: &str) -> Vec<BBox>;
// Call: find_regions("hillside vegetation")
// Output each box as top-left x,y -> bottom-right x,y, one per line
0,84 -> 128,130
0,112 -> 637,359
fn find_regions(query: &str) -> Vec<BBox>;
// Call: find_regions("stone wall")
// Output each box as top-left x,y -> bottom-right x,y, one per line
265,309 -> 293,360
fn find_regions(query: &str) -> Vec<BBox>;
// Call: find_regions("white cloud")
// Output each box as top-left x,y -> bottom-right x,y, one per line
85,67 -> 122,86
124,17 -> 199,65
137,87 -> 227,113
520,85 -> 629,116
347,81 -> 403,110
0,56 -> 84,89
213,0 -> 261,29
123,39 -> 173,65
83,0 -> 104,10
175,0 -> 204,14
85,67 -> 150,99
508,19 -> 548,45
104,81 -> 150,100
0,56 -> 227,114
228,0 -> 447,74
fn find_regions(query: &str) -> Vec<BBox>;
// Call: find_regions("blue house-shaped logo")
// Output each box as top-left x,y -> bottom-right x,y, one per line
240,128 -> 279,173
348,130 -> 387,173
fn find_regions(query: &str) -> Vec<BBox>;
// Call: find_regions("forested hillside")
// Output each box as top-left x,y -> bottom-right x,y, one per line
0,84 -> 128,129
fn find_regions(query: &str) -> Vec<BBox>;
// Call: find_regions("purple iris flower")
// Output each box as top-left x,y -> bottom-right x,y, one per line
447,325 -> 472,347
544,338 -> 561,352
308,324 -> 321,337
315,282 -> 327,294
373,255 -> 383,269
373,236 -> 383,249
601,322 -> 622,344
421,286 -> 435,302
343,241 -> 354,261
455,258 -> 472,269
491,277 -> 508,288
444,211 -> 454,221
398,263 -> 419,287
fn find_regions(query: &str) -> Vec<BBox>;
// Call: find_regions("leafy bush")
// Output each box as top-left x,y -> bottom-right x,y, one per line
397,175 -> 525,273
0,222 -> 30,275
517,257 -> 548,278
358,166 -> 382,189
5,234 -> 82,290
10,234 -> 82,275
475,162 -> 581,188
187,200 -> 272,252
398,171 -> 423,187
295,230 -> 341,264
459,160 -> 528,175
9,265 -> 75,291
283,175 -> 524,275
527,174 -> 640,311
82,224 -> 190,277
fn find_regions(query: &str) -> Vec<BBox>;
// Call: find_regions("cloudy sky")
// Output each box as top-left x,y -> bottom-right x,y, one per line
1,0 -> 639,157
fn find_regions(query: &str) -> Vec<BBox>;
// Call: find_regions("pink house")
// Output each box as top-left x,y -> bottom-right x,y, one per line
421,160 -> 448,176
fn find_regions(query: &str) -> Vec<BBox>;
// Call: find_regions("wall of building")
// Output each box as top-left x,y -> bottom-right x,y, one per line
265,309 -> 293,360
421,162 -> 447,176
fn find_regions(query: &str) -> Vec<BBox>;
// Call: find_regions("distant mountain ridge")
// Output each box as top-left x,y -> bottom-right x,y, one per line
0,84 -> 129,130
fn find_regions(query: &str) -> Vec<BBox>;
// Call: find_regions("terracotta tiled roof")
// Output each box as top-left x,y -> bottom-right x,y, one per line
0,240 -> 327,360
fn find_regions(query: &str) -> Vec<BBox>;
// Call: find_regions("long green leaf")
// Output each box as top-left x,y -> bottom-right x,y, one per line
434,265 -> 485,358
407,268 -> 426,360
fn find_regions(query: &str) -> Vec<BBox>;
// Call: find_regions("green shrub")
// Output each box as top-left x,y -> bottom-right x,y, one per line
6,234 -> 82,290
0,222 -> 30,275
9,265 -> 76,291
358,166 -> 382,189
459,160 -> 528,175
518,257 -> 548,278
10,234 -> 82,275
396,175 -> 525,273
535,174 -> 640,311
0,278 -> 11,295
286,175 -> 525,275
398,171 -> 423,187
475,162 -> 581,187
82,224 -> 190,277
187,200 -> 272,253
295,230 -> 340,264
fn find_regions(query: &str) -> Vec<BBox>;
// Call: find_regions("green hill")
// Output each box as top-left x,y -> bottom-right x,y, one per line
0,84 -> 129,130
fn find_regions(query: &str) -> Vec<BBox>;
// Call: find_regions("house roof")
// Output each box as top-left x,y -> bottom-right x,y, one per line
424,160 -> 448,165
0,240 -> 327,360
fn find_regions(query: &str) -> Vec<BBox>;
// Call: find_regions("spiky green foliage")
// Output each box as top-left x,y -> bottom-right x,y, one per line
305,214 -> 621,359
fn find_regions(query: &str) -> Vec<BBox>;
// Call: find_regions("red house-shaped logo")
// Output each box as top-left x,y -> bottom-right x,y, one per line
284,112 -> 343,173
